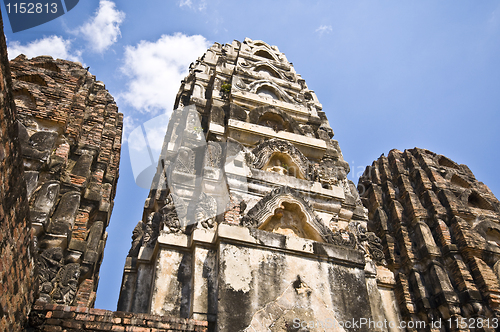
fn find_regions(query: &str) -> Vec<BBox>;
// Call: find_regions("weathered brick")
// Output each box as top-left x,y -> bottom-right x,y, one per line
360,147 -> 500,324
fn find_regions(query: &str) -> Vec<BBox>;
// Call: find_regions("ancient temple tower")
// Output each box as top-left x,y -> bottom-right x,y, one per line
358,149 -> 500,330
118,38 -> 401,331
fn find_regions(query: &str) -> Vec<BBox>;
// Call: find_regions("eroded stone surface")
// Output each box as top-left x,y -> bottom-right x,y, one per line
10,54 -> 123,307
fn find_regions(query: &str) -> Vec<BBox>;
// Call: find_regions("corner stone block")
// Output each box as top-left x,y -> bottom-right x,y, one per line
83,221 -> 104,264
47,191 -> 81,236
30,180 -> 60,230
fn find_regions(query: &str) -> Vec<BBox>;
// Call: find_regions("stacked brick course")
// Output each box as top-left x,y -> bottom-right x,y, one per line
28,302 -> 208,332
358,148 -> 500,330
0,14 -> 37,332
9,53 -> 123,307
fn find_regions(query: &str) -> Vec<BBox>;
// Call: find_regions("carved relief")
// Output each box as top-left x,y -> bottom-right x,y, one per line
205,142 -> 222,168
38,247 -> 64,303
249,139 -> 310,180
144,211 -> 161,248
128,221 -> 145,257
173,147 -> 196,174
248,106 -> 304,135
326,230 -> 357,249
247,80 -> 295,104
353,223 -> 386,264
195,192 -> 217,229
160,193 -> 188,234
52,263 -> 80,305
317,158 -> 344,188
241,186 -> 336,244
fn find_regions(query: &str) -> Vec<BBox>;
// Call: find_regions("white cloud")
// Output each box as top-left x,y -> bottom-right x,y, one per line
122,115 -> 136,143
179,0 -> 192,7
179,0 -> 206,11
315,25 -> 333,35
119,33 -> 210,114
78,0 -> 125,53
7,35 -> 82,62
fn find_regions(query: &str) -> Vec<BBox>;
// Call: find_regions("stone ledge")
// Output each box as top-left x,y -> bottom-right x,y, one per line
29,301 -> 208,332
227,119 -> 327,160
217,223 -> 366,267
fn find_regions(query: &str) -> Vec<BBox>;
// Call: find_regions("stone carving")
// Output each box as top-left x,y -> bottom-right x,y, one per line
17,121 -> 58,163
248,105 -> 304,135
160,193 -> 188,234
71,152 -> 94,178
248,80 -> 295,103
38,247 -> 64,303
37,249 -> 82,305
195,192 -> 218,229
203,142 -> 222,179
83,221 -> 104,264
128,221 -> 145,257
144,211 -> 161,248
326,230 -> 357,249
352,223 -> 386,264
52,263 -> 81,305
47,191 -> 81,235
241,186 -> 340,244
173,147 -> 196,174
249,138 -> 310,180
265,159 -> 288,176
185,109 -> 204,142
299,124 -> 315,137
316,158 -> 345,189
29,180 -> 60,228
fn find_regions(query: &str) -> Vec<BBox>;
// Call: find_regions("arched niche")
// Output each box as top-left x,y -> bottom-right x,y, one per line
259,201 -> 322,241
257,111 -> 288,132
263,152 -> 305,180
254,49 -> 276,61
485,228 -> 500,247
255,65 -> 280,79
250,138 -> 310,180
451,174 -> 471,188
248,80 -> 294,103
438,155 -> 459,169
472,218 -> 500,248
468,191 -> 495,211
256,86 -> 279,100
241,186 -> 330,243
248,105 -> 303,135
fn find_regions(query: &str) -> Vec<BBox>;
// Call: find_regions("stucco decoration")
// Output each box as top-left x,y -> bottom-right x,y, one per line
160,193 -> 188,234
248,138 -> 310,180
247,80 -> 295,104
248,105 -> 304,135
240,186 -> 335,243
194,192 -> 218,229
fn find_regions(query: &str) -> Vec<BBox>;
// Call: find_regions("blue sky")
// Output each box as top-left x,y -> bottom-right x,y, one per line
3,0 -> 499,311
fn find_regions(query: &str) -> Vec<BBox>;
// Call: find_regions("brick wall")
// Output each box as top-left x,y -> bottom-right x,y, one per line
358,148 -> 500,326
28,302 -> 208,332
9,51 -> 123,308
0,11 -> 37,332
